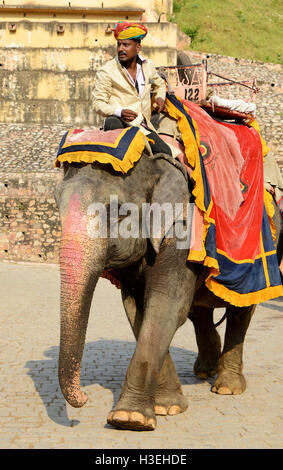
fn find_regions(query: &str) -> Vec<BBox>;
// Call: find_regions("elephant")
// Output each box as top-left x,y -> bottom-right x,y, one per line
55,151 -> 199,431
54,129 -> 282,431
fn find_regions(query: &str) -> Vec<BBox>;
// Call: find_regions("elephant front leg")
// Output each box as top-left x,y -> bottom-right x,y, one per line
120,283 -> 188,417
212,305 -> 255,395
107,242 -> 197,431
107,311 -> 187,431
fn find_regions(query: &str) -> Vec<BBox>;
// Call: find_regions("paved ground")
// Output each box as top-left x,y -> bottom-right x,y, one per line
0,261 -> 282,450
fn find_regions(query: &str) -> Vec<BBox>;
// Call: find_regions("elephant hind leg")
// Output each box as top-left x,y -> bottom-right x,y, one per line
154,352 -> 188,416
189,306 -> 221,379
212,305 -> 255,395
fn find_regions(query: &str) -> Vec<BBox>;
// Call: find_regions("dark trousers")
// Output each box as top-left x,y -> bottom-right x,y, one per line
104,115 -> 172,157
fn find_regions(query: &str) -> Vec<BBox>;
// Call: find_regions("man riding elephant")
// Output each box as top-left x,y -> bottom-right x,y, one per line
92,21 -> 173,157
54,21 -> 283,433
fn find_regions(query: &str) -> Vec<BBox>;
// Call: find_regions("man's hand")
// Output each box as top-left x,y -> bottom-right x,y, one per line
121,109 -> 138,122
155,97 -> 166,113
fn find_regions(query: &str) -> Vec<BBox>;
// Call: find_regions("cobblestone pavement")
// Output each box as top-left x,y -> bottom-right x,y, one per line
0,261 -> 282,449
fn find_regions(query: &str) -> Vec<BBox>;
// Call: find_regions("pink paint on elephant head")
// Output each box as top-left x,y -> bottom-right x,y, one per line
60,193 -> 87,295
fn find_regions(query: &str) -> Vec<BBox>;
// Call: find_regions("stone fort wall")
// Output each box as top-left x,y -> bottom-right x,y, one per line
0,1 -> 176,125
0,20 -> 177,125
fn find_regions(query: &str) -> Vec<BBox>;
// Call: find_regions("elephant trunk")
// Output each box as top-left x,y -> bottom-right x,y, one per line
58,193 -> 107,407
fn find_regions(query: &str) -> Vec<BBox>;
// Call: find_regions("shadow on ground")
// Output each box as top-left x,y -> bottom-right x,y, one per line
25,339 -> 208,427
261,301 -> 283,312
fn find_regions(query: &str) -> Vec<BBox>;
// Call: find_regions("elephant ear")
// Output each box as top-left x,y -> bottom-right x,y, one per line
147,156 -> 190,254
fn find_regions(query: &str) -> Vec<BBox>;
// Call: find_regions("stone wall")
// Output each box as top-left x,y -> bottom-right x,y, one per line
0,20 -> 177,125
0,53 -> 282,264
0,1 -> 173,23
0,172 -> 61,263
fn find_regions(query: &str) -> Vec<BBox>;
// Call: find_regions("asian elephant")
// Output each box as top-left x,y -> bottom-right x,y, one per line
54,143 -> 281,432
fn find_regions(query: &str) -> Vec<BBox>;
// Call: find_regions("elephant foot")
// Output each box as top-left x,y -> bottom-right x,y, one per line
193,355 -> 219,379
190,309 -> 222,380
107,394 -> 156,431
212,370 -> 246,395
107,410 -> 156,431
154,387 -> 188,416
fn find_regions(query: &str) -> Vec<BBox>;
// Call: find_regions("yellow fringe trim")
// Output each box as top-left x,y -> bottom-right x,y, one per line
55,129 -> 146,174
165,97 -> 213,264
206,277 -> 283,307
264,187 -> 277,242
246,119 -> 270,158
166,99 -> 281,306
215,247 -> 276,265
203,255 -> 219,272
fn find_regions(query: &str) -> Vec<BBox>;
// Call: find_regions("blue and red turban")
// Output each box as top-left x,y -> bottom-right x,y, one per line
113,21 -> 148,41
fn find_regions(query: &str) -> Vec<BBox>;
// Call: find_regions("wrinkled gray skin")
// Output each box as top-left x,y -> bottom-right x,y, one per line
55,149 -> 281,431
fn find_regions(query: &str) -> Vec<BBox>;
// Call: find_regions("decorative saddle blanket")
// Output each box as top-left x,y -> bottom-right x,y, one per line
54,96 -> 282,306
165,93 -> 283,306
54,126 -> 147,174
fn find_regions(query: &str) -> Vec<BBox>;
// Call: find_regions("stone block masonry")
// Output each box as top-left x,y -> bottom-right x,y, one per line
0,122 -> 67,263
0,171 -> 62,263
0,20 -> 177,125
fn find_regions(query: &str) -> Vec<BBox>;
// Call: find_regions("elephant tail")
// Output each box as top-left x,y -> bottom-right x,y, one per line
214,312 -> 227,328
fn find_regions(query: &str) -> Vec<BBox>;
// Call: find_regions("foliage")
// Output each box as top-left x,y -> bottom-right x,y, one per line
171,0 -> 283,64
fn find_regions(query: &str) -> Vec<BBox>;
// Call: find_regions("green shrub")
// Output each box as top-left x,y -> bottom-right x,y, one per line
171,0 -> 283,64
173,0 -> 182,14
182,25 -> 199,42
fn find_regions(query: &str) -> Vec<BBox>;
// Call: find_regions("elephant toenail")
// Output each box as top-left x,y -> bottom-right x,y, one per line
146,418 -> 156,429
168,405 -> 181,415
129,412 -> 145,424
154,405 -> 167,415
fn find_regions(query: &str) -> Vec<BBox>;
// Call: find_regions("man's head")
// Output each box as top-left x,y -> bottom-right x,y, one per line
117,38 -> 141,64
113,22 -> 147,65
